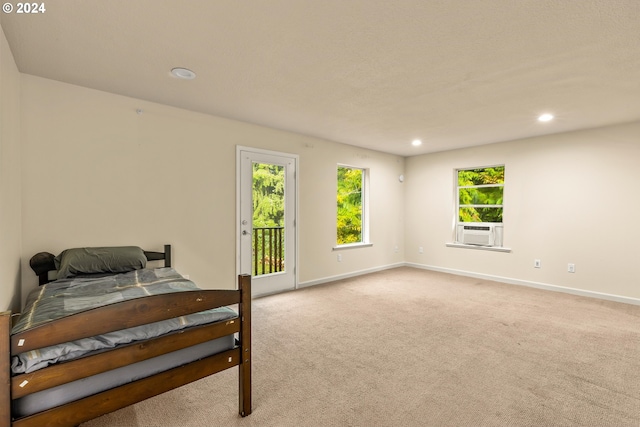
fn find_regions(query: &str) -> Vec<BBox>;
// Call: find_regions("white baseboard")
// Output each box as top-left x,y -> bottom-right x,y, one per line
405,262 -> 640,306
297,262 -> 405,289
297,262 -> 640,306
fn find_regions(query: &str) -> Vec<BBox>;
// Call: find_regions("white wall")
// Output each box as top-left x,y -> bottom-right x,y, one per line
19,75 -> 405,301
14,64 -> 640,306
0,23 -> 22,312
405,121 -> 640,301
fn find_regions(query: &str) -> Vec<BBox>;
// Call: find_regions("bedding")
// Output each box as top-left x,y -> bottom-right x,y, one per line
54,246 -> 147,279
12,267 -> 236,374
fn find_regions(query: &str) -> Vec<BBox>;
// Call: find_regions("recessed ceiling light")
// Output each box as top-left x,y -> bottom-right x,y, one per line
412,139 -> 422,146
171,67 -> 196,80
537,113 -> 554,122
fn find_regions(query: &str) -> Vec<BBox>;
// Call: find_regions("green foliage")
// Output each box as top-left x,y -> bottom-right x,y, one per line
252,162 -> 286,276
458,166 -> 504,223
252,163 -> 284,227
337,166 -> 363,244
458,167 -> 504,186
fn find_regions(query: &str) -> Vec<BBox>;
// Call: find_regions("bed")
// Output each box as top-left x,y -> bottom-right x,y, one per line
0,245 -> 252,426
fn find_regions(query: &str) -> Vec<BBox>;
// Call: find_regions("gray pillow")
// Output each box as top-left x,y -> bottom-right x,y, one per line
55,246 -> 147,279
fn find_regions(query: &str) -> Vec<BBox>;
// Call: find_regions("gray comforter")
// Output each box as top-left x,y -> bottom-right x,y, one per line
12,268 -> 236,374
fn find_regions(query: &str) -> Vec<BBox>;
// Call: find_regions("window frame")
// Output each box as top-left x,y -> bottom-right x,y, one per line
335,164 -> 370,248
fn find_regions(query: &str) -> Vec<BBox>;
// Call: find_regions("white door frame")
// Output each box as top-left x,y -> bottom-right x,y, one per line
236,146 -> 298,296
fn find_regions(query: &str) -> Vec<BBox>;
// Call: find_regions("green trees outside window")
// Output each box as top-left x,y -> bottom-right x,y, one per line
252,163 -> 285,276
458,166 -> 504,223
252,163 -> 284,228
337,166 -> 364,244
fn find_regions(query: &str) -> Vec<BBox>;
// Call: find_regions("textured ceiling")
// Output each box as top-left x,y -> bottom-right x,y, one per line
2,0 -> 639,156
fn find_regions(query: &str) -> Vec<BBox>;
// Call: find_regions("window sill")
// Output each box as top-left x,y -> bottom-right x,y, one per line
333,243 -> 373,251
446,242 -> 511,253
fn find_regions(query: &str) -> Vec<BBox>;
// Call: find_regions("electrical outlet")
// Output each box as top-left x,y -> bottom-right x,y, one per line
568,263 -> 575,273
418,247 -> 424,254
337,253 -> 342,262
534,259 -> 541,268
394,246 -> 399,253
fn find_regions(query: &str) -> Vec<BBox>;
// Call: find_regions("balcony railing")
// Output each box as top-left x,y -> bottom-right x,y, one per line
253,227 -> 285,276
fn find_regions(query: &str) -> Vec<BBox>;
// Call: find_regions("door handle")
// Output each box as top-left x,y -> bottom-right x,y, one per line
242,230 -> 249,235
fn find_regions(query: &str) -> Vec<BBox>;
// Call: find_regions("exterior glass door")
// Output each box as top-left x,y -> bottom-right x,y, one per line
238,148 -> 296,297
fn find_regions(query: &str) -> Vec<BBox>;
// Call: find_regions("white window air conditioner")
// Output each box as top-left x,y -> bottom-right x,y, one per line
457,224 -> 503,247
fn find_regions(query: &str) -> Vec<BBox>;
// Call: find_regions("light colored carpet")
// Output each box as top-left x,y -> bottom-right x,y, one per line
82,267 -> 640,426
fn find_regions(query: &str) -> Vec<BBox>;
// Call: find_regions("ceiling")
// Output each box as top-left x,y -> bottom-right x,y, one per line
2,0 -> 639,156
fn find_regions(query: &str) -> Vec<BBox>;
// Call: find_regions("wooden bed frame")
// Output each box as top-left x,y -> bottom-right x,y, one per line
0,245 -> 251,426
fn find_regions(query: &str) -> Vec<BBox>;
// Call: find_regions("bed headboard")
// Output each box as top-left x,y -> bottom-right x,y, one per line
29,244 -> 172,286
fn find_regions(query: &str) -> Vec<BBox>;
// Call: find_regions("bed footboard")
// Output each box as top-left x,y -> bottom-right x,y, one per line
238,274 -> 252,417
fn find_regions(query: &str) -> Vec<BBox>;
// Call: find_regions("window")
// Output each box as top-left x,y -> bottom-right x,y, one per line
457,166 -> 504,223
336,165 -> 368,245
455,166 -> 505,248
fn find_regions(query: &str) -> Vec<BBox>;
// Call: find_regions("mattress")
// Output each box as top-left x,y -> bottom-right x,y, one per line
13,334 -> 235,418
12,267 -> 236,374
